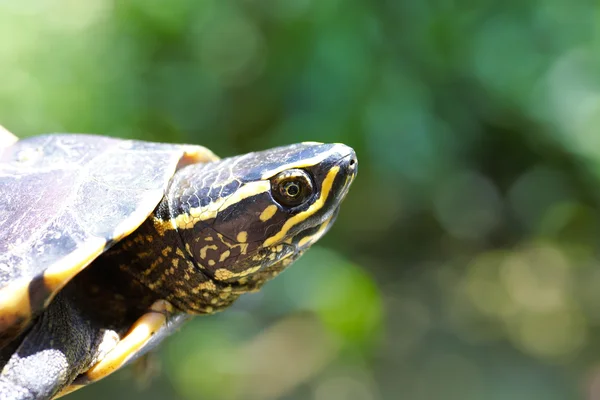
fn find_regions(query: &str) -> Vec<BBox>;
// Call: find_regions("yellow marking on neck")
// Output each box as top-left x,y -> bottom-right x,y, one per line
142,255 -> 165,276
174,288 -> 188,298
237,231 -> 248,243
259,205 -> 278,222
137,251 -> 152,259
191,280 -> 216,294
153,217 -> 175,236
214,265 -> 262,281
214,269 -> 234,280
263,166 -> 339,247
219,292 -> 231,300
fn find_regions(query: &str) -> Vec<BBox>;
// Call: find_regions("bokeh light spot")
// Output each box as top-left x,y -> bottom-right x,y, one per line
433,170 -> 502,240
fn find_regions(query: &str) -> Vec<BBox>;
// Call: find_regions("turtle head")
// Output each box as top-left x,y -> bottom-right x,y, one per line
173,142 -> 357,293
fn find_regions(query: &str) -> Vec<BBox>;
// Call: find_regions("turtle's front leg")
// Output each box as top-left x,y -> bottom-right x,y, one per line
57,300 -> 190,398
0,294 -> 105,400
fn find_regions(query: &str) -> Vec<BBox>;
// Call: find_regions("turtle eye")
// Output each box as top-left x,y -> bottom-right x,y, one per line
271,169 -> 314,208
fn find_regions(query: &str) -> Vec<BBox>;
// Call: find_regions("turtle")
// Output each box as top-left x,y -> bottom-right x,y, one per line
0,129 -> 357,400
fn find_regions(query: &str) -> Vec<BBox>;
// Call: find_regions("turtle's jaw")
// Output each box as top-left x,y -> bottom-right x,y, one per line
292,208 -> 340,252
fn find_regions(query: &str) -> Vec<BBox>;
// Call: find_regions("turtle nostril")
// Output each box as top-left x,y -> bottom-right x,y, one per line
348,155 -> 357,171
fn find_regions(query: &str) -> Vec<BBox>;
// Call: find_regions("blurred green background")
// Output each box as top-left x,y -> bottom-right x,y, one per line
2,0 -> 600,399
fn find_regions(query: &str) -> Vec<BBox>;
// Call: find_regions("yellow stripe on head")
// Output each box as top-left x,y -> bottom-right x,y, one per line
171,180 -> 271,229
259,205 -> 278,222
263,166 -> 340,247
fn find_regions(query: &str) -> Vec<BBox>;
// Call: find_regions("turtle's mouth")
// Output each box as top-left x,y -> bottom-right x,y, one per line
291,206 -> 340,251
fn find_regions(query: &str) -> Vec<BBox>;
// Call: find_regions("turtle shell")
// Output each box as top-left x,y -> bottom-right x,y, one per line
0,133 -> 218,344
0,126 -> 18,148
